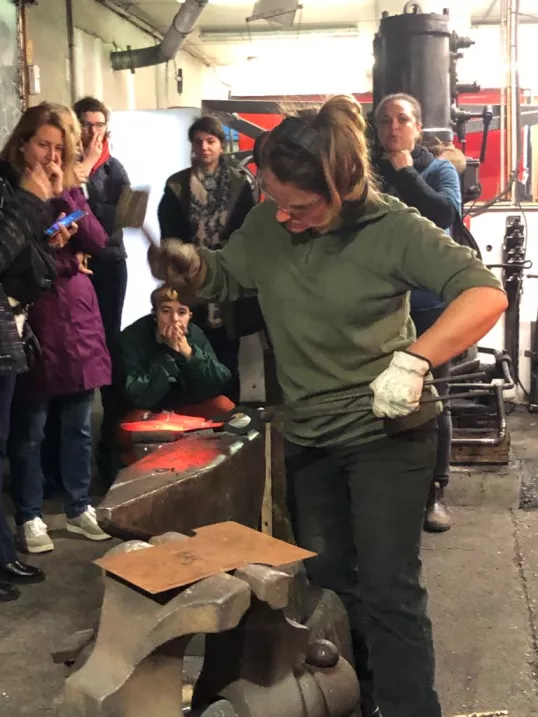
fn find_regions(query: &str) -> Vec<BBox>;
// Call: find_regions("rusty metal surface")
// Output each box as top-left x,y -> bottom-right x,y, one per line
58,541 -> 359,717
59,541 -> 252,716
96,431 -> 266,541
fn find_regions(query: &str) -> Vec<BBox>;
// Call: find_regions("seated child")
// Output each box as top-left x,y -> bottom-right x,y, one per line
116,284 -> 235,463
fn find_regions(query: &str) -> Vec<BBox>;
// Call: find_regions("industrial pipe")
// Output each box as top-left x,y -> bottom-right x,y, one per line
110,0 -> 208,71
65,0 -> 77,104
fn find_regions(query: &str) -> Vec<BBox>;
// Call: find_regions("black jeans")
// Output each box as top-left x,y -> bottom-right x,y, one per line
0,375 -> 17,565
285,424 -> 441,717
413,306 -> 452,488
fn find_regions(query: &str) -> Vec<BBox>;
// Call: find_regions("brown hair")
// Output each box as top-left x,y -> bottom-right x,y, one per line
260,95 -> 381,230
426,141 -> 467,173
374,93 -> 423,126
151,284 -> 183,311
73,96 -> 110,124
0,103 -> 75,179
188,116 -> 226,145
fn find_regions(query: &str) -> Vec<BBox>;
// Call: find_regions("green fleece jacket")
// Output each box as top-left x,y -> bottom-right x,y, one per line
117,315 -> 231,411
198,195 -> 504,447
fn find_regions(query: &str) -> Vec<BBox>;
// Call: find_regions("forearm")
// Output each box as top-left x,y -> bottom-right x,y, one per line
54,192 -> 108,254
124,358 -> 179,409
183,347 -> 232,396
392,169 -> 456,227
409,286 -> 508,367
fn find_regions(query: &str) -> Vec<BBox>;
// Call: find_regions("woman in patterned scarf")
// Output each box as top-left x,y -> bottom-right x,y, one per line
158,116 -> 258,402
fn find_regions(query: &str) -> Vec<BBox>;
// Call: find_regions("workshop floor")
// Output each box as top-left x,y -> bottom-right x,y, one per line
2,408 -> 538,717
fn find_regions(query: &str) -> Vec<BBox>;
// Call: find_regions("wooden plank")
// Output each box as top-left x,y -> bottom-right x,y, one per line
95,521 -> 315,595
451,432 -> 511,465
261,422 -> 273,535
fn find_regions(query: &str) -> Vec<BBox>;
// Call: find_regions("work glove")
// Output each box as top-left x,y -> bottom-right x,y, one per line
148,238 -> 205,292
370,350 -> 431,419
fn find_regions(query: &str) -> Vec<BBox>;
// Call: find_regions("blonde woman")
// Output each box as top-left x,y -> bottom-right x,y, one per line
8,104 -> 111,555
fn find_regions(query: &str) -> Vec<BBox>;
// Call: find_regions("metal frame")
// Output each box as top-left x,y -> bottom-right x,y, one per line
202,99 -> 538,137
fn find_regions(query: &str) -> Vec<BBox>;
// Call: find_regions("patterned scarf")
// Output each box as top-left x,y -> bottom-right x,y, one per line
189,158 -> 230,248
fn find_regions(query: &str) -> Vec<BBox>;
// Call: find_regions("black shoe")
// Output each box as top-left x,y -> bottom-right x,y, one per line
360,696 -> 381,717
424,482 -> 451,533
0,560 -> 45,584
0,580 -> 20,602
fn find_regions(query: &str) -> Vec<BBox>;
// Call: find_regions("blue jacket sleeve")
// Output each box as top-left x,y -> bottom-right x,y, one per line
390,159 -> 461,229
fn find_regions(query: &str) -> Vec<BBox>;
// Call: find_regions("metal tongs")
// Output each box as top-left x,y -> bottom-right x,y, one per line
213,370 -> 495,436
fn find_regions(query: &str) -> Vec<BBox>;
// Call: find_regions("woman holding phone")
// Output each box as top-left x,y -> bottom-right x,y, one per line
8,104 -> 111,554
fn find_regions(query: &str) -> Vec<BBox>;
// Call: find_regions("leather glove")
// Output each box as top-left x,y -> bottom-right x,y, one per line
148,238 -> 205,292
370,350 -> 431,419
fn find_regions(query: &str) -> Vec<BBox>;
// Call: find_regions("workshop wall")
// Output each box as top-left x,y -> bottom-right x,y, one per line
24,0 -> 227,110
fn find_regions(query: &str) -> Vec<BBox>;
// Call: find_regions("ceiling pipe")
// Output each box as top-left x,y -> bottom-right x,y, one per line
110,0 -> 209,71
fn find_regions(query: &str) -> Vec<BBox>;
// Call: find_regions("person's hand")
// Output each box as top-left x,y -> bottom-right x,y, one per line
147,236 -> 204,291
162,323 -> 192,358
73,162 -> 90,186
20,163 -> 53,201
45,157 -> 64,196
383,150 -> 413,171
75,252 -> 93,275
369,351 -> 431,419
84,133 -> 103,168
47,213 -> 78,249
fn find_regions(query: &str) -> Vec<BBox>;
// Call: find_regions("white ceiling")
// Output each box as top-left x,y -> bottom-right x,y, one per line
113,0 -> 538,67
123,0 -> 537,33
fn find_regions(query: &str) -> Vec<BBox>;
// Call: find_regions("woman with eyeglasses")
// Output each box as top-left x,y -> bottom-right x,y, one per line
148,94 -> 507,717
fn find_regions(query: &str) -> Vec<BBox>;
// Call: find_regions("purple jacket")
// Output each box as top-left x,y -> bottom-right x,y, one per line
18,188 -> 112,401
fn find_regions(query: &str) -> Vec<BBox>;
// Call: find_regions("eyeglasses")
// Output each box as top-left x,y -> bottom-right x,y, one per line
81,121 -> 107,131
261,184 -> 324,219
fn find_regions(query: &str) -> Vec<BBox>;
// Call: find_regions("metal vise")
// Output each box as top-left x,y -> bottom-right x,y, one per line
56,535 -> 359,717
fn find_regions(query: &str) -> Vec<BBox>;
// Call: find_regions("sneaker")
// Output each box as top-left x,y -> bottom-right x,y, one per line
17,517 -> 55,554
66,506 -> 111,541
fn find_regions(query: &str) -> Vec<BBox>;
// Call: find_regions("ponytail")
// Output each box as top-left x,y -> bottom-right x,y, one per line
260,95 -> 380,231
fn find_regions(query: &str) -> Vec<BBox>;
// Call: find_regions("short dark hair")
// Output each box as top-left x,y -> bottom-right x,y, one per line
253,131 -> 269,169
73,96 -> 110,123
188,116 -> 225,145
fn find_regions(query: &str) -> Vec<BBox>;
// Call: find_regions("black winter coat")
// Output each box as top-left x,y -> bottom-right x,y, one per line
86,157 -> 130,263
0,161 -> 51,375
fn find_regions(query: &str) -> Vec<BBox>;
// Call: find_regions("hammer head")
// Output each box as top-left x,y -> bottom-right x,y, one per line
116,187 -> 150,229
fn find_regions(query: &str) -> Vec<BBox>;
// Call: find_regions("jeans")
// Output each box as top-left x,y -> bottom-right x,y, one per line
413,305 -> 452,488
0,375 -> 17,564
285,423 -> 441,717
9,390 -> 94,522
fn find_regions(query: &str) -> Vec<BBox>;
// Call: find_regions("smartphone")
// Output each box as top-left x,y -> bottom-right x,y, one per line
45,209 -> 87,236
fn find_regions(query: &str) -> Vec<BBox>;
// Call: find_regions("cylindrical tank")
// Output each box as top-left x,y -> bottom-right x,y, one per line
372,5 -> 453,142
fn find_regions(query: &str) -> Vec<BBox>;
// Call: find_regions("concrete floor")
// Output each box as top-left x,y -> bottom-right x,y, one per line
2,410 -> 538,716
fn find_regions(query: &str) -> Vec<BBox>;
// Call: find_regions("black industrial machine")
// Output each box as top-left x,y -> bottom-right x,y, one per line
371,2 -> 519,462
372,3 -> 472,144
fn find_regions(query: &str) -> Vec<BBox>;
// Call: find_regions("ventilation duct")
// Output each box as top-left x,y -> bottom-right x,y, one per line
110,0 -> 208,71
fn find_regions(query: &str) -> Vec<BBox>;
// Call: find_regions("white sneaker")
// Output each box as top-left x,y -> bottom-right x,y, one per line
66,506 -> 111,541
17,517 -> 54,554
